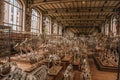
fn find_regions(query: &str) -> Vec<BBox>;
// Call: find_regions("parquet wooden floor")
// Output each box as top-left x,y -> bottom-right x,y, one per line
89,58 -> 117,80
62,58 -> 117,80
2,57 -> 117,80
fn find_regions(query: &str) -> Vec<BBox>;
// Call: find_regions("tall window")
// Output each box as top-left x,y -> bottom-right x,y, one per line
59,25 -> 62,35
105,23 -> 109,35
44,17 -> 50,34
101,24 -> 104,33
53,22 -> 58,34
113,17 -> 117,36
3,0 -> 24,31
31,9 -> 40,33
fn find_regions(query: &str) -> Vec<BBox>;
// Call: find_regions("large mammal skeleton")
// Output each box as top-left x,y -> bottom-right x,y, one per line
2,62 -> 48,80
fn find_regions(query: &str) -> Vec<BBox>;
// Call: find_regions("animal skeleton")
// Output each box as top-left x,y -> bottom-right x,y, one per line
32,64 -> 48,80
64,64 -> 73,80
3,62 -> 37,80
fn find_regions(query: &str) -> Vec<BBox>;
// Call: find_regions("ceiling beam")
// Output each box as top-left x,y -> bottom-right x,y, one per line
61,22 -> 102,25
116,2 -> 120,8
61,20 -> 102,22
46,12 -> 113,17
89,27 -> 95,34
64,23 -> 99,27
57,18 -> 106,21
76,28 -> 80,33
60,21 -> 102,23
31,0 -> 120,7
46,7 -> 114,12
37,6 -> 46,11
47,10 -> 114,15
55,15 -> 106,19
46,12 -> 114,16
67,26 -> 98,28
61,22 -> 102,24
70,28 -> 76,33
68,27 -> 98,34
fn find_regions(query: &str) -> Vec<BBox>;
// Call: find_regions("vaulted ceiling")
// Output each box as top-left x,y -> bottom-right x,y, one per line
30,0 -> 120,34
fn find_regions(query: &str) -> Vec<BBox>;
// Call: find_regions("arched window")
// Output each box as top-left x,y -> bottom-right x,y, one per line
112,17 -> 117,36
105,23 -> 109,35
53,22 -> 58,34
31,9 -> 40,33
3,0 -> 24,32
44,17 -> 51,35
59,25 -> 62,35
101,24 -> 104,33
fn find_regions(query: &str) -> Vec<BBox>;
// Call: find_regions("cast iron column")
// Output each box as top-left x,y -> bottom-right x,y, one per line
117,9 -> 120,80
117,39 -> 120,80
